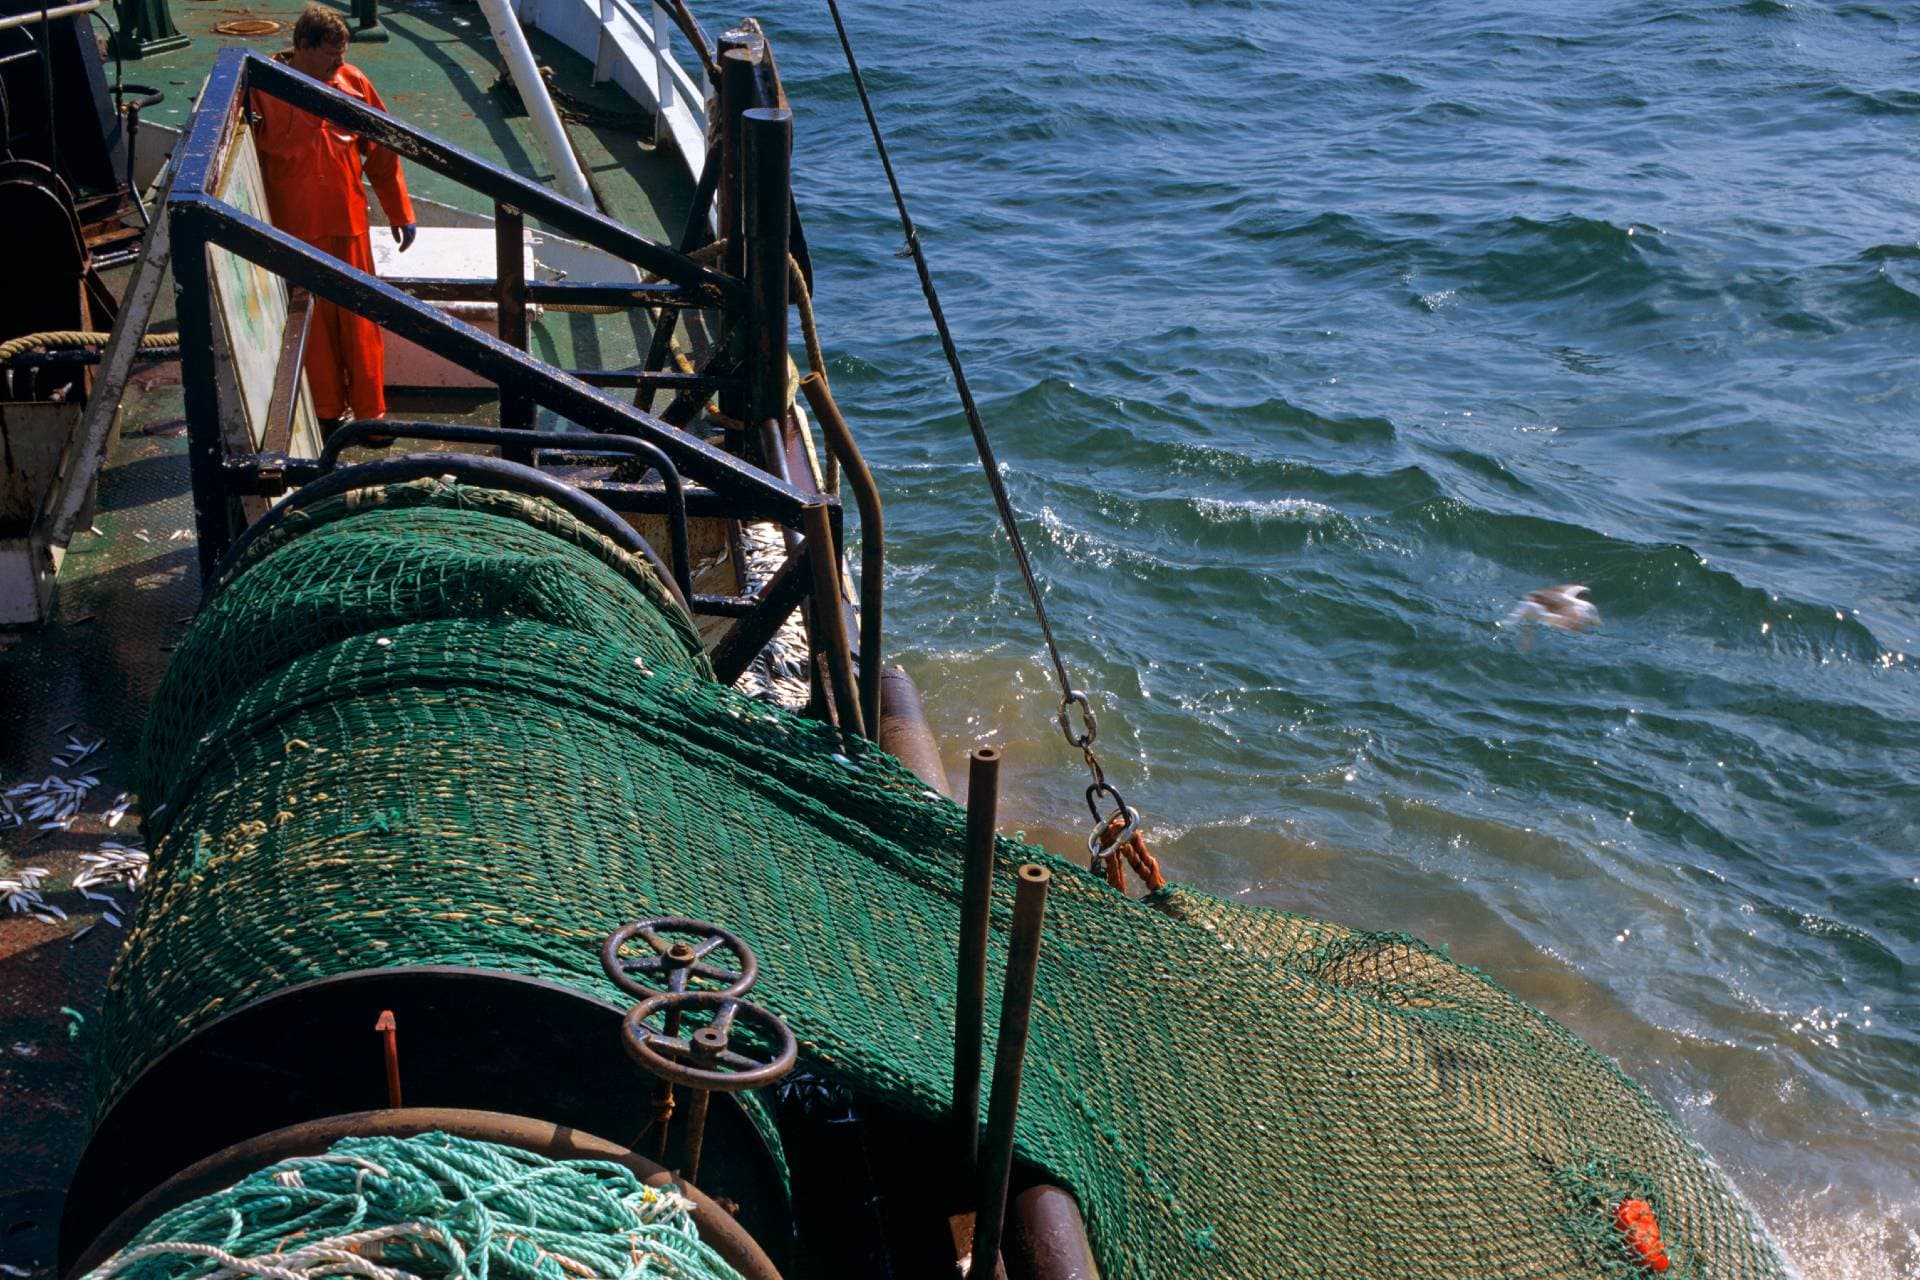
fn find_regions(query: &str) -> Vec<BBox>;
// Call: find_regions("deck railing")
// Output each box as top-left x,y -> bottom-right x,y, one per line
165,48 -> 876,737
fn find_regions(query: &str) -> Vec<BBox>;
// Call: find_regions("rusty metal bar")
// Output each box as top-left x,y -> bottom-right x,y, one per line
973,863 -> 1052,1276
714,40 -> 761,430
955,746 -> 1000,1177
802,503 -> 864,740
495,203 -> 532,463
709,546 -> 812,686
373,1010 -> 401,1108
800,372 -> 882,736
716,39 -> 762,285
261,290 -> 311,456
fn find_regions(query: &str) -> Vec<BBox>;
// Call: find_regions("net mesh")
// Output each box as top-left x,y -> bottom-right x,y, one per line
80,1131 -> 744,1280
99,476 -> 1791,1280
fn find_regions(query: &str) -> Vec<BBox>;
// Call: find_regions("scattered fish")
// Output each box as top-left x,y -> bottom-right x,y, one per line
50,736 -> 104,769
104,792 -> 133,828
76,841 -> 149,891
1,867 -> 50,912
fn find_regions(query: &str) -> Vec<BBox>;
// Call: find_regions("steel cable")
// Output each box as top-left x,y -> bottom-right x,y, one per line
821,0 -> 1133,840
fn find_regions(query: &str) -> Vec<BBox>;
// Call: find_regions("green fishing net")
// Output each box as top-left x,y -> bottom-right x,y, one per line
98,475 -> 1790,1280
80,1131 -> 744,1280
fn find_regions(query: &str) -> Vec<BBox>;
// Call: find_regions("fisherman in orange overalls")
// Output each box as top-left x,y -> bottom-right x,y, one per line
251,4 -> 416,429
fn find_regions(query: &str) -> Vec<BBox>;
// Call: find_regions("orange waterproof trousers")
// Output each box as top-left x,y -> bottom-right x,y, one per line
303,232 -> 386,421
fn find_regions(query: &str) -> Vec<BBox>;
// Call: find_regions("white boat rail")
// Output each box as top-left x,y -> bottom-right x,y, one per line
512,0 -> 710,186
0,0 -> 102,32
478,0 -> 598,208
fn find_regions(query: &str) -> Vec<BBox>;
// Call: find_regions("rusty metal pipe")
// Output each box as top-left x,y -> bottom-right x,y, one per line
678,1023 -> 727,1182
1006,1184 -> 1099,1280
954,746 -> 1000,1177
973,863 -> 1051,1275
877,665 -> 948,797
800,371 -> 883,736
802,502 -> 865,740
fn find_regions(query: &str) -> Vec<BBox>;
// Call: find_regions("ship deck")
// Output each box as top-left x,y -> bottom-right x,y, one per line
0,4 -> 702,1266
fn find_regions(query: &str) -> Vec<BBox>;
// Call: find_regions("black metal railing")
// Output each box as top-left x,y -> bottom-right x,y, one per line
166,46 -> 873,738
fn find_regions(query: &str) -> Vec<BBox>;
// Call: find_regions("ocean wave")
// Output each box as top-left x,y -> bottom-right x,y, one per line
1816,84 -> 1920,118
1192,496 -> 1342,524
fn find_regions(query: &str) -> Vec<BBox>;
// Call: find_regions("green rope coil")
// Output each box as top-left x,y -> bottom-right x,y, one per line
81,1132 -> 744,1280
97,478 -> 1794,1280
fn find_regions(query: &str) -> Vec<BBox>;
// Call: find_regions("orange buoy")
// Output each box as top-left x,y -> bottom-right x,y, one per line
1612,1198 -> 1671,1273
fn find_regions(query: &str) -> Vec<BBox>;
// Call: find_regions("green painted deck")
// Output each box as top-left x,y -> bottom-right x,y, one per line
138,0 -> 692,239
133,0 -> 698,372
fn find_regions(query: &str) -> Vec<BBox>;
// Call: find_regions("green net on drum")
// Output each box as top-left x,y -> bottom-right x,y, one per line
99,475 -> 1791,1280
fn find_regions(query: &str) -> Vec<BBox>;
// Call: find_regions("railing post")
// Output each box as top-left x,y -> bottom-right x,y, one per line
715,37 -> 761,429
172,210 -> 231,581
349,0 -> 387,42
743,105 -> 790,440
652,0 -> 673,148
495,201 -> 533,461
593,0 -> 616,83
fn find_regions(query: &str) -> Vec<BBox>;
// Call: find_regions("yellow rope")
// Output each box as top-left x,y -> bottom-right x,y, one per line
0,330 -> 180,363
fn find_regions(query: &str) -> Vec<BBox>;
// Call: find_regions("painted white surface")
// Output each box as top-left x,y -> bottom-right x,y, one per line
477,0 -> 598,207
512,0 -> 708,185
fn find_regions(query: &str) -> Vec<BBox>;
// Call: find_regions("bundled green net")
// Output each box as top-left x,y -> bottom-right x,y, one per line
100,475 -> 1791,1280
81,1131 -> 743,1280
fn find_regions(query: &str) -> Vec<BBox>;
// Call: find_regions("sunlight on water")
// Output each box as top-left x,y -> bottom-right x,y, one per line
766,0 -> 1920,1270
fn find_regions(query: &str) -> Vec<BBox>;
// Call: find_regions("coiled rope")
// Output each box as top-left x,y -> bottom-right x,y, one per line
81,1133 -> 744,1280
0,329 -> 181,363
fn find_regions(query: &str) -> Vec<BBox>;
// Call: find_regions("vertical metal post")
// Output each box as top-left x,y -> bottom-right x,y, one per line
350,0 -> 387,42
743,105 -> 791,470
495,202 -> 532,461
802,503 -> 865,740
593,0 -> 617,83
172,212 -> 230,581
954,746 -> 1000,1177
716,38 -> 761,279
714,39 -> 760,427
973,864 -> 1051,1277
801,373 -> 884,736
652,0 -> 673,148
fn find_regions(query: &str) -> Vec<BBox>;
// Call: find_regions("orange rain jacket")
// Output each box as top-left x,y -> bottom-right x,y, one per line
249,57 -> 415,241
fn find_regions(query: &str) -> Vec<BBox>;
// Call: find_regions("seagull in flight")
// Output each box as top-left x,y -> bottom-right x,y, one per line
1505,584 -> 1601,649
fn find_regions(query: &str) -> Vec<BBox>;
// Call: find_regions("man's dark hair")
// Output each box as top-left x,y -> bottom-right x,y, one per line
292,4 -> 350,48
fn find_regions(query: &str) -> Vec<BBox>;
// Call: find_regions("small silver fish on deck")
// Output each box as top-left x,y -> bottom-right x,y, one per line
1504,584 -> 1601,649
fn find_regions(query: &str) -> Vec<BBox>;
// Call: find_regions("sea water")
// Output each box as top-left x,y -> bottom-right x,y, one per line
766,2 -> 1918,1272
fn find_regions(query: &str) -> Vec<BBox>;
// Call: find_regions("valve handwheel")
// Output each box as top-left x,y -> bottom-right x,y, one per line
622,990 -> 798,1092
601,917 -> 759,1000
